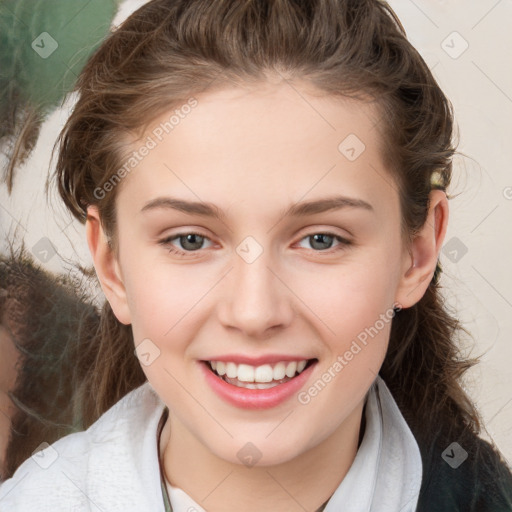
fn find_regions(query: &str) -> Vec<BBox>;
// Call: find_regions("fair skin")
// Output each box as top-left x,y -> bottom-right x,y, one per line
87,80 -> 448,511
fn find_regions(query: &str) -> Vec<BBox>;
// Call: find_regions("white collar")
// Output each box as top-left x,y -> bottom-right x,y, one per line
0,376 -> 421,512
324,375 -> 422,512
165,375 -> 423,512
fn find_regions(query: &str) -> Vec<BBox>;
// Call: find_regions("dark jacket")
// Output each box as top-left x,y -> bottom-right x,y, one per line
416,427 -> 512,511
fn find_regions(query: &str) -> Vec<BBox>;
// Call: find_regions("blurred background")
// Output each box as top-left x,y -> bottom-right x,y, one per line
388,0 -> 512,464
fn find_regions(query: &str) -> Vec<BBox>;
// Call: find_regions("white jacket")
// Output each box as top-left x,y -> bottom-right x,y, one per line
0,377 -> 422,512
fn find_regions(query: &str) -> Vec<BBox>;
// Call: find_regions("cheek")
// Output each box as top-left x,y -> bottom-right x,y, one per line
120,249 -> 215,348
287,251 -> 400,398
291,265 -> 397,436
294,259 -> 398,335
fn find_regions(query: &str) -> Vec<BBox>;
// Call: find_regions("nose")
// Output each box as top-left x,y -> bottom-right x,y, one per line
217,249 -> 295,339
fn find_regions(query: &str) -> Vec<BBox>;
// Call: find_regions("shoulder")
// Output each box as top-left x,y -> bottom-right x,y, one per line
416,427 -> 512,512
0,382 -> 166,512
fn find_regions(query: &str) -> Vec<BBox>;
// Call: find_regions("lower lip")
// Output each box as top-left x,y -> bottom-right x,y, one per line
200,361 -> 316,410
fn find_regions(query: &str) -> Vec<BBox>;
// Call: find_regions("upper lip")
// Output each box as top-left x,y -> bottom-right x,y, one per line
202,354 -> 315,366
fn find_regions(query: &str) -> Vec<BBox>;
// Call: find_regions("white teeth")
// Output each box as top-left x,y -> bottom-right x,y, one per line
216,361 -> 226,376
256,382 -> 278,389
237,364 -> 255,382
273,362 -> 286,380
285,361 -> 297,378
226,362 -> 238,379
223,377 -> 282,390
209,359 -> 309,383
254,364 -> 273,383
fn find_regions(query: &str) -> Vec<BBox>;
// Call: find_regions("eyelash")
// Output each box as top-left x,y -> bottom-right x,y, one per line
158,231 -> 352,257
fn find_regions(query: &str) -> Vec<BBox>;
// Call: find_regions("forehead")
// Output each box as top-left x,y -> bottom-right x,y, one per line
154,81 -> 381,159
115,81 -> 397,221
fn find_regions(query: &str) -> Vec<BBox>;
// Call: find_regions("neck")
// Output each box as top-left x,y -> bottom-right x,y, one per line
160,401 -> 366,512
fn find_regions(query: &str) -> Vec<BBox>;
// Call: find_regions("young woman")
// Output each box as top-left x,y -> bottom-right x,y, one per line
1,0 -> 511,510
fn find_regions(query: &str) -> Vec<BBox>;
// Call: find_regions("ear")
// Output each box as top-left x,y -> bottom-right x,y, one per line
395,189 -> 449,308
86,206 -> 132,325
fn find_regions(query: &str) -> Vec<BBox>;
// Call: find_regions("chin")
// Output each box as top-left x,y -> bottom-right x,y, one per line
214,433 -> 311,468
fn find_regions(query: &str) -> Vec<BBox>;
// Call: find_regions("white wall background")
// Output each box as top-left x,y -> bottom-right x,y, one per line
386,0 -> 512,463
1,0 -> 511,462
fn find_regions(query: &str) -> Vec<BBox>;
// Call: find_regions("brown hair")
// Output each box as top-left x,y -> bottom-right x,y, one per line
0,247 -> 100,479
55,0 -> 481,446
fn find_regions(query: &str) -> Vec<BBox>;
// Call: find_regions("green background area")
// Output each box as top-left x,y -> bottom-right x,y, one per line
0,0 -> 119,114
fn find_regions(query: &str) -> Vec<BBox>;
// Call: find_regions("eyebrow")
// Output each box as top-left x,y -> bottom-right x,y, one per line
140,195 -> 374,219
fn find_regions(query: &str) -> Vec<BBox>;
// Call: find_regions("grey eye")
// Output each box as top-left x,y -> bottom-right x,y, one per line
177,234 -> 207,251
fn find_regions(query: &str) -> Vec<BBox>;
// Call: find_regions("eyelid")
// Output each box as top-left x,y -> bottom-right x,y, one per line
158,226 -> 354,256
158,230 -> 215,256
294,225 -> 353,243
293,231 -> 352,252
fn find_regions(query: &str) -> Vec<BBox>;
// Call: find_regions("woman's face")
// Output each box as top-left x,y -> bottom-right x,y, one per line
99,81 -> 416,465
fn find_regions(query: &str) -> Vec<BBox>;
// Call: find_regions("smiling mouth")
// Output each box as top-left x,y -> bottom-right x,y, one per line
205,359 -> 317,389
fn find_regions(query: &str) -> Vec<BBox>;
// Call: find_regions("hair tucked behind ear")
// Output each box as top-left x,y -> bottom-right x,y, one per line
55,0 -> 485,448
